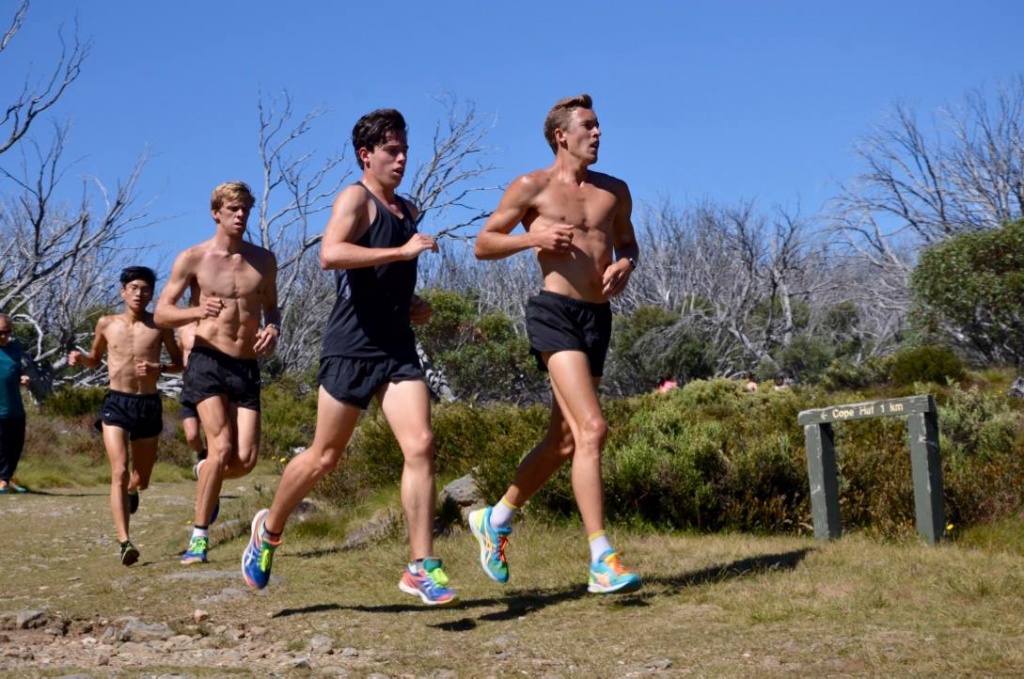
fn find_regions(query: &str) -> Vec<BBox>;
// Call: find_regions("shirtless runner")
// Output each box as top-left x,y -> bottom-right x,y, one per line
469,94 -> 642,594
154,181 -> 280,565
69,266 -> 183,566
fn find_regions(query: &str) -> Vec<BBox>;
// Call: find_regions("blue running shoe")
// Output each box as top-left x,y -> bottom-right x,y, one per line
242,509 -> 280,589
587,549 -> 641,594
209,499 -> 220,525
181,535 -> 209,564
398,559 -> 458,606
468,506 -> 511,583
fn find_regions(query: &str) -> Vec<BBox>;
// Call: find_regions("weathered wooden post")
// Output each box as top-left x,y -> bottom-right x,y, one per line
797,395 -> 944,545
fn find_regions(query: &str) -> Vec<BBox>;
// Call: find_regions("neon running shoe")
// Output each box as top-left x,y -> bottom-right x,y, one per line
398,559 -> 458,606
181,535 -> 209,564
128,490 -> 140,514
1,479 -> 27,493
241,508 -> 280,589
120,540 -> 140,566
588,549 -> 641,594
468,506 -> 511,583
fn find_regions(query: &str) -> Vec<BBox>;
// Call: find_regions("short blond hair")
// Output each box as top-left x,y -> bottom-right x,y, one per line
543,94 -> 594,154
210,181 -> 255,211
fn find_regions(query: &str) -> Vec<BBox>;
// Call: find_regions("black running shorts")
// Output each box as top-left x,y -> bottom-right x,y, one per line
182,346 -> 261,412
179,396 -> 198,421
95,390 -> 163,441
525,290 -> 612,377
318,352 -> 423,410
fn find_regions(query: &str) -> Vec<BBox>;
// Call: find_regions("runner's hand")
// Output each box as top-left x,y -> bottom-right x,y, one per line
202,297 -> 226,319
253,325 -> 279,357
601,258 -> 632,297
399,233 -> 438,260
533,222 -> 574,254
136,361 -> 160,377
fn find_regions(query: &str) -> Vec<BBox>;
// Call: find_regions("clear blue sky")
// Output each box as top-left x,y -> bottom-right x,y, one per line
4,0 -> 1022,260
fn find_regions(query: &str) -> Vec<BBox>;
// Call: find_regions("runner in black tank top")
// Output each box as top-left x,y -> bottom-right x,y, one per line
321,181 -> 418,359
241,110 -> 458,606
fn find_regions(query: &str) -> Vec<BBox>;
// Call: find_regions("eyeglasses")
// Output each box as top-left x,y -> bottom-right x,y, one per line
0,330 -> 10,336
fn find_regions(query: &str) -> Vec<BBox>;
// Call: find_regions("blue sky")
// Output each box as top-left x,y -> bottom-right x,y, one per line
3,1 -> 1022,261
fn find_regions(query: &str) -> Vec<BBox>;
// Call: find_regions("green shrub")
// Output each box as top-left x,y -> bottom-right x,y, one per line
818,356 -> 892,391
889,346 -> 966,386
43,386 -> 107,418
303,367 -> 1024,539
259,374 -> 319,457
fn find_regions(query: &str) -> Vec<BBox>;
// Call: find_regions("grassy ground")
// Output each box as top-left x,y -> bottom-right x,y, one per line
2,471 -> 1023,677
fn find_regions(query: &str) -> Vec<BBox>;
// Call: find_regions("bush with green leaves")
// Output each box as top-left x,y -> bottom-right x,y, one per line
43,386 -> 107,418
818,356 -> 893,391
416,289 -> 547,404
888,345 -> 966,386
604,306 -> 717,396
910,218 -> 1024,364
305,369 -> 1024,539
259,372 -> 319,456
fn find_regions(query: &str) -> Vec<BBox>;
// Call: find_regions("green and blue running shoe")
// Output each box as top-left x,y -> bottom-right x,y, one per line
587,549 -> 641,594
468,506 -> 511,583
242,509 -> 280,589
181,535 -> 209,564
398,559 -> 458,606
120,540 -> 140,567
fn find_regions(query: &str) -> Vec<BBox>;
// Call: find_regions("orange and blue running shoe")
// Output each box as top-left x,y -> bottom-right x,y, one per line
242,508 -> 280,589
468,506 -> 511,583
587,549 -> 641,594
398,559 -> 458,606
0,479 -> 27,493
181,535 -> 209,564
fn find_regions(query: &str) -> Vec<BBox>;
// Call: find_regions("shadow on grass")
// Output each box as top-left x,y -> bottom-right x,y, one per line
643,547 -> 814,593
271,548 -> 813,626
12,489 -> 106,497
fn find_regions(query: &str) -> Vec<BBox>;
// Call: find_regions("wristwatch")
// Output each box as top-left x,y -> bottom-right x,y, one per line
625,257 -> 638,271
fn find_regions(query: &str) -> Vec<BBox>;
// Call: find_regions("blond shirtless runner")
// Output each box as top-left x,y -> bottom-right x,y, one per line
469,94 -> 642,594
69,266 -> 183,566
154,181 -> 280,565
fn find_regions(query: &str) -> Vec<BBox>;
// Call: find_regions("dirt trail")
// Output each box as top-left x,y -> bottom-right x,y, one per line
0,476 -> 396,676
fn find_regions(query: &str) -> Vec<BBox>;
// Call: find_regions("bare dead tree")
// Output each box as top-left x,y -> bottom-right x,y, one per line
829,76 -> 1024,326
0,1 -> 90,158
250,90 -> 348,373
617,199 -> 838,377
0,123 -> 153,396
408,92 -> 502,243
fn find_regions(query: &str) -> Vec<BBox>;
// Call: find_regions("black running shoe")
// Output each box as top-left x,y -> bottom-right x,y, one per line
120,540 -> 140,566
128,490 -> 140,515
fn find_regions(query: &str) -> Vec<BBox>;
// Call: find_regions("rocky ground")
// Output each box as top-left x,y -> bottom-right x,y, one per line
0,474 -> 489,678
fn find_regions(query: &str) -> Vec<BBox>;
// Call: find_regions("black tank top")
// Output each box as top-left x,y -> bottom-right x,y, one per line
321,183 -> 419,359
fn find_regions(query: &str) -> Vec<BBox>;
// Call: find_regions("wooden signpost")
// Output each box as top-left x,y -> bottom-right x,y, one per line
797,394 -> 944,545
